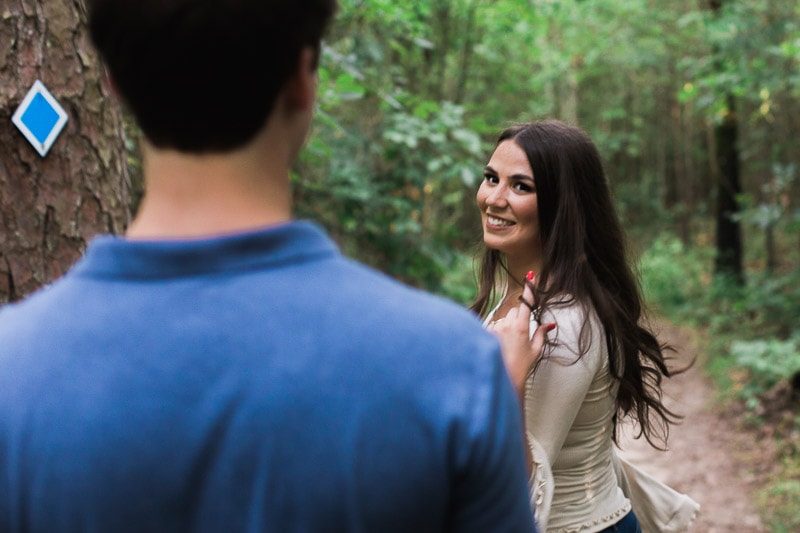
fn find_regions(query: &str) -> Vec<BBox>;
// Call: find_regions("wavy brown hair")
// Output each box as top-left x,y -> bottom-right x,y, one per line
470,120 -> 681,448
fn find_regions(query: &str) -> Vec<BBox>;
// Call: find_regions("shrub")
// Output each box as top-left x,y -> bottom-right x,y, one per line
638,234 -> 712,321
728,336 -> 800,410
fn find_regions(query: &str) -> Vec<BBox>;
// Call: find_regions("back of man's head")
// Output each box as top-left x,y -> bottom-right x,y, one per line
88,0 -> 337,153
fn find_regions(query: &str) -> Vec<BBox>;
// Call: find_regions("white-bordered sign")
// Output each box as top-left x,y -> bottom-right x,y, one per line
11,80 -> 69,157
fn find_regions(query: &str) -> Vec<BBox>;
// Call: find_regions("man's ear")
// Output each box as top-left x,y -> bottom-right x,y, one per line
284,47 -> 317,112
102,70 -> 122,100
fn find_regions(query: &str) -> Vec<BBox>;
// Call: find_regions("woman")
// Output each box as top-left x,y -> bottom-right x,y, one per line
473,120 -> 699,532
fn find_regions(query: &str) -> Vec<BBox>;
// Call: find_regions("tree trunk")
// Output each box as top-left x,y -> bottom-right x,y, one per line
677,99 -> 697,247
562,64 -> 579,126
433,0 -> 451,101
713,93 -> 743,283
0,0 -> 130,304
708,0 -> 743,284
454,0 -> 477,105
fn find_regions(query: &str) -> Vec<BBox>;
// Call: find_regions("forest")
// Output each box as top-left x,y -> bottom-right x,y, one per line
1,0 -> 799,528
185,0 -> 800,526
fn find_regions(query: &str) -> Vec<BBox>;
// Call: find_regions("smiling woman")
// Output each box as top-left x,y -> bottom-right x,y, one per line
477,140 -> 542,278
471,120 -> 699,533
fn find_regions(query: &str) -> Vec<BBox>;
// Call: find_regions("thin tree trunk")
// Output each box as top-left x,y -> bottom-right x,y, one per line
713,93 -> 743,283
659,87 -> 674,208
0,0 -> 131,303
454,0 -> 478,104
562,65 -> 579,126
678,99 -> 696,247
434,0 -> 451,101
765,223 -> 776,274
708,0 -> 743,284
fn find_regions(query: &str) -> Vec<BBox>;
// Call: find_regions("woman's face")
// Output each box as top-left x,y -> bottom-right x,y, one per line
476,140 -> 542,262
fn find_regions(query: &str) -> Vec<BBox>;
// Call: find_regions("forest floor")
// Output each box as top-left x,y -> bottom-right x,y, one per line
618,320 -> 776,532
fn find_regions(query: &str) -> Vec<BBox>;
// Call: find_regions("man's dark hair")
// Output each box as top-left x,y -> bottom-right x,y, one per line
88,0 -> 337,153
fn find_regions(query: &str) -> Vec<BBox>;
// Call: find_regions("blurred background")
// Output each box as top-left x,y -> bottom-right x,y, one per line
250,1 -> 800,525
1,0 -> 798,529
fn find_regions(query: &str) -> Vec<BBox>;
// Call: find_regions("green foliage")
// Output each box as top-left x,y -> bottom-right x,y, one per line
681,1 -> 799,119
659,238 -> 800,529
641,229 -> 800,416
728,336 -> 800,410
438,250 -> 479,306
758,470 -> 800,532
298,44 -> 487,291
292,0 -> 502,292
638,234 -> 712,320
739,163 -> 796,224
734,163 -> 797,271
733,270 -> 800,339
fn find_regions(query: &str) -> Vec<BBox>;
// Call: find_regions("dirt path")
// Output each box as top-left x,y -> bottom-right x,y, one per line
617,321 -> 772,532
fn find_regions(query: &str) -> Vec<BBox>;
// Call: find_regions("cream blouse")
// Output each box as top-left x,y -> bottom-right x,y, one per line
486,299 -> 698,532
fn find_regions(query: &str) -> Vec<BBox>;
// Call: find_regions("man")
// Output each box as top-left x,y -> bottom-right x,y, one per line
0,1 -> 538,531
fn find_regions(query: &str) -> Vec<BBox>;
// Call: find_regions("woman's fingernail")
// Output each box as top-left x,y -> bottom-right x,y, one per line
526,270 -> 535,281
546,323 -> 556,331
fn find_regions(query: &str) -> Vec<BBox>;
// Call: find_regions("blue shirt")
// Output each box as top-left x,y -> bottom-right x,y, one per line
0,221 -> 535,532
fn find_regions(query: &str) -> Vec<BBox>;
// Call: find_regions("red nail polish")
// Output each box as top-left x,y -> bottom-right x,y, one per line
526,271 -> 535,281
546,323 -> 556,331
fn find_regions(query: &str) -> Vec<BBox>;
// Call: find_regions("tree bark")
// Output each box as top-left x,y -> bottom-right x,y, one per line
713,93 -> 744,283
0,0 -> 130,303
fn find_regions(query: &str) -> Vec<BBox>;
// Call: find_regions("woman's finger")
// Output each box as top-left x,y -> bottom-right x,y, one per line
517,271 -> 537,315
506,306 -> 519,322
529,322 -> 552,360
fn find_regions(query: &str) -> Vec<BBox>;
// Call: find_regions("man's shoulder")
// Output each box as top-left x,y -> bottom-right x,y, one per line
0,282 -> 69,369
335,257 -> 490,339
302,257 -> 502,380
0,282 -> 60,336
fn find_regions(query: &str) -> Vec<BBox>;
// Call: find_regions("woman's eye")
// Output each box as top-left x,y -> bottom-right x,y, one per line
513,182 -> 534,193
484,174 -> 499,184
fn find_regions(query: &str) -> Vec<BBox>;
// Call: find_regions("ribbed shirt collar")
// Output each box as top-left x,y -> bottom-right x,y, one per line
71,220 -> 339,280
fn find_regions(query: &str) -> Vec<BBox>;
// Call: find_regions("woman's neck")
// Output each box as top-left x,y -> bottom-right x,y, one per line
488,252 -> 542,320
504,252 -> 542,294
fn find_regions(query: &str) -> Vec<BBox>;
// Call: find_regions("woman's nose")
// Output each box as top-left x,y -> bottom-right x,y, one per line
486,184 -> 508,208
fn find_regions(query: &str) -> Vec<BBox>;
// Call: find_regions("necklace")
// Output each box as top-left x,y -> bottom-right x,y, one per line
494,288 -> 523,320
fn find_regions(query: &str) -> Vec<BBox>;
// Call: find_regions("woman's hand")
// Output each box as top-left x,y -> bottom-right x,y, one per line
488,273 -> 555,477
489,276 -> 555,403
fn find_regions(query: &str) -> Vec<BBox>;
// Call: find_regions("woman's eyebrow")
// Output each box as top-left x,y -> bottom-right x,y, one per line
484,166 -> 533,181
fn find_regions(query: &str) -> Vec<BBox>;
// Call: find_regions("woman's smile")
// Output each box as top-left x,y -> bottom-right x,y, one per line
486,214 -> 515,228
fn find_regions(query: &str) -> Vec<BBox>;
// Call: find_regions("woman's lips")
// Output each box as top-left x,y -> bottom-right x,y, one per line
486,215 -> 515,228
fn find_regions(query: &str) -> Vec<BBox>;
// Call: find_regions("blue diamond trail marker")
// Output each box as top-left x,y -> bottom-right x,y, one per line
12,80 -> 69,157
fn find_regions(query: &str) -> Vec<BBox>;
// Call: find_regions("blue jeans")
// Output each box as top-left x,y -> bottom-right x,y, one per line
599,511 -> 642,533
